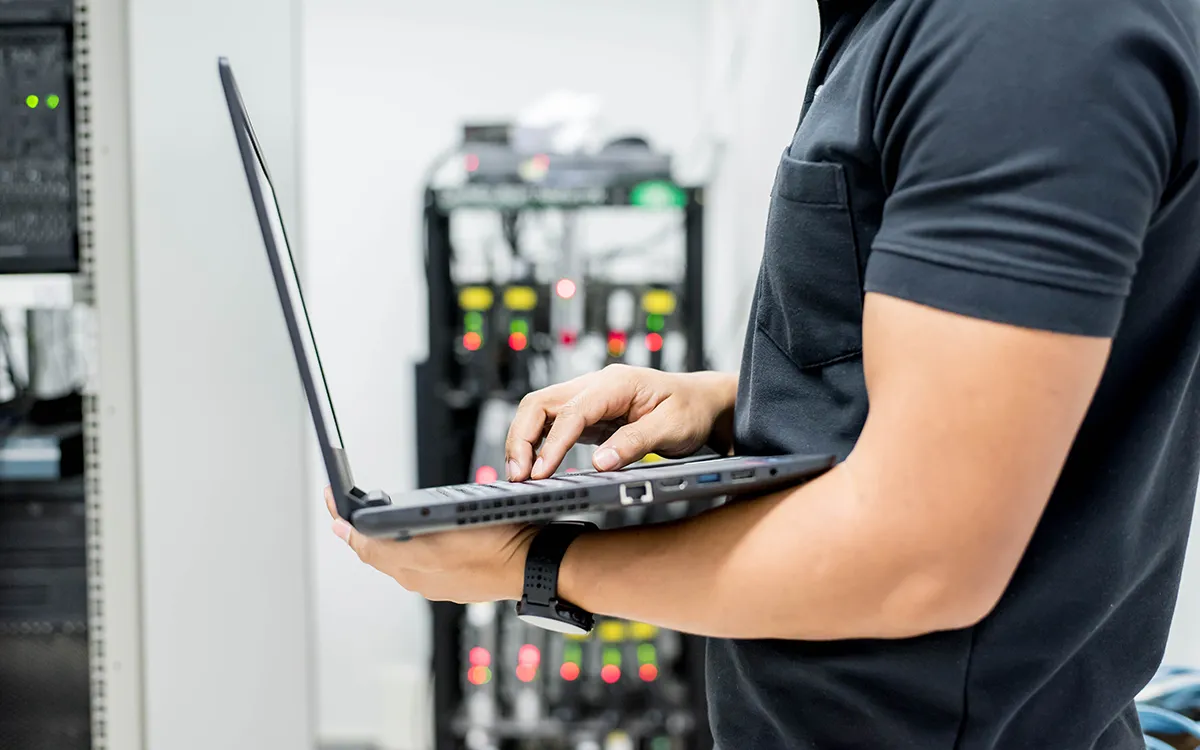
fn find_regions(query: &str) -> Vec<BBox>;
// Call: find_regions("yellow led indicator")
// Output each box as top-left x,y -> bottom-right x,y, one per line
564,631 -> 591,641
459,286 -> 494,312
504,286 -> 538,312
598,620 -> 626,643
46,95 -> 60,110
630,622 -> 659,641
642,290 -> 677,316
25,95 -> 38,108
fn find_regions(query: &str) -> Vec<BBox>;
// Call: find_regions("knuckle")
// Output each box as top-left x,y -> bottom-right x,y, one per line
622,427 -> 648,453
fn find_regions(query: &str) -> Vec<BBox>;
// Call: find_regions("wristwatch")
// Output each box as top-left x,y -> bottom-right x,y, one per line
515,521 -> 597,635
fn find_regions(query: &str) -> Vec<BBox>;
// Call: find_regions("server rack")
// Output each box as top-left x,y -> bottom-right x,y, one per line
416,181 -> 710,750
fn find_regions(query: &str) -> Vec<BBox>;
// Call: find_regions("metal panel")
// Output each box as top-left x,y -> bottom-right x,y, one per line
78,0 -> 147,745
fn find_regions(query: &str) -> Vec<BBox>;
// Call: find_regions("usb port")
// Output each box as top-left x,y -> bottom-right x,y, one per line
696,473 -> 721,484
620,481 -> 654,505
730,469 -> 756,481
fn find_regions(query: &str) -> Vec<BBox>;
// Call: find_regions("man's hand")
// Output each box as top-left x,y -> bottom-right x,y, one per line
506,365 -> 737,481
325,488 -> 536,604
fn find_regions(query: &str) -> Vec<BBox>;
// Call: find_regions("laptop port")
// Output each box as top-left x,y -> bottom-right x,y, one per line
730,469 -> 756,481
620,481 -> 654,505
696,473 -> 721,484
658,478 -> 688,490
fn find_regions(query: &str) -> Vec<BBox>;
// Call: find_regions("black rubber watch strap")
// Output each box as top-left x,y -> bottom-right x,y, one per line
523,521 -> 595,607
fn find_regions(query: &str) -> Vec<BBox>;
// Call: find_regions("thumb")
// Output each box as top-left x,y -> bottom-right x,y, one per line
592,410 -> 676,471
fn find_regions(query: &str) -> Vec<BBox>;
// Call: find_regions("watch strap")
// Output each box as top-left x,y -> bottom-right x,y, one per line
522,521 -> 595,608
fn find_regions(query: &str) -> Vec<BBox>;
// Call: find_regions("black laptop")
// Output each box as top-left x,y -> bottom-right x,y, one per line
217,58 -> 835,539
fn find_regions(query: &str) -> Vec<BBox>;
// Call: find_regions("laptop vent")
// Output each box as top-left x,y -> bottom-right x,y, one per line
454,490 -> 590,526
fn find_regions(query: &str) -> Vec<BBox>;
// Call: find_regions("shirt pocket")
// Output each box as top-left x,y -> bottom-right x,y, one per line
755,151 -> 864,369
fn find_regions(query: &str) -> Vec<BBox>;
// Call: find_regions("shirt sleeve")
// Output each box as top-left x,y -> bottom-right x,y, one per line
864,0 -> 1185,337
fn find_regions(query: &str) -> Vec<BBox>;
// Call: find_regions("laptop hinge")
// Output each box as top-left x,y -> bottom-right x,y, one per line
347,486 -> 391,511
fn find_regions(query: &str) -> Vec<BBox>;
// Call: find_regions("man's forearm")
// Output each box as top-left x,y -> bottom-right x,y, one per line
557,462 -> 979,641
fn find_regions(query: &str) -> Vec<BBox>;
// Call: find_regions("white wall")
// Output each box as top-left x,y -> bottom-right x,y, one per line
301,1 -> 706,743
128,1 -> 314,748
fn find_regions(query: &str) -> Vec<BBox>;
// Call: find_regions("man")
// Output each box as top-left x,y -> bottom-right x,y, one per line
327,0 -> 1200,746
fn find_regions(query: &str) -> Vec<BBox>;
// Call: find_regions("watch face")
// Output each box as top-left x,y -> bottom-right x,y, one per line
517,613 -> 590,636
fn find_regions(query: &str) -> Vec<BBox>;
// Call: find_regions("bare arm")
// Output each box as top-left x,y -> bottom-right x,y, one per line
557,292 -> 1110,639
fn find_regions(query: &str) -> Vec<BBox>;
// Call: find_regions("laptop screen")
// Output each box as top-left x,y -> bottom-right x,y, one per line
221,62 -> 345,453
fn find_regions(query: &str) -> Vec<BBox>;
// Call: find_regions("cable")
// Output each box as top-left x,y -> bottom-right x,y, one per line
0,316 -> 34,446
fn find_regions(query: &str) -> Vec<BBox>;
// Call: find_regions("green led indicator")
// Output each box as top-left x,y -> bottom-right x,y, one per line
602,647 -> 622,667
25,95 -> 38,109
646,314 -> 665,332
464,311 -> 483,331
510,318 -> 529,335
650,738 -> 672,750
637,644 -> 657,664
563,643 -> 582,663
630,180 -> 686,209
46,95 -> 60,110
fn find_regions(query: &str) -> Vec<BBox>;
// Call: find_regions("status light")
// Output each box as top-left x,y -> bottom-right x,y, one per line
463,332 -> 482,352
637,644 -> 657,664
518,644 -> 541,667
465,153 -> 480,172
469,647 -> 491,667
464,311 -> 483,331
607,331 -> 627,358
645,333 -> 664,353
515,664 -> 537,683
646,314 -> 665,332
639,664 -> 659,682
556,278 -> 577,299
602,647 -> 622,667
509,332 -> 528,351
510,318 -> 529,335
563,643 -> 583,663
467,666 -> 492,686
560,330 -> 578,346
560,662 -> 581,681
47,94 -> 60,110
475,465 -> 498,484
601,664 -> 621,684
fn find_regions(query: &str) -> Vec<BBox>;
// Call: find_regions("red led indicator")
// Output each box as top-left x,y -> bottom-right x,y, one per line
645,332 -> 664,353
533,154 -> 551,170
600,664 -> 621,684
560,330 -> 578,346
463,332 -> 482,351
474,465 -> 498,484
638,663 -> 659,682
607,331 -> 627,358
468,647 -> 491,667
515,664 -> 538,683
465,154 -> 480,172
467,665 -> 491,685
556,278 -> 577,299
518,644 -> 541,667
509,332 -> 528,351
560,662 -> 581,681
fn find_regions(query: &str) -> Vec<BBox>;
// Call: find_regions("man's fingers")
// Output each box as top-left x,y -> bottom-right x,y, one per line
535,377 -> 637,479
334,518 -> 374,565
594,408 -> 679,471
505,384 -> 572,480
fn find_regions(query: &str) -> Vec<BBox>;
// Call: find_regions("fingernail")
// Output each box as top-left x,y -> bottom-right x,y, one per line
507,460 -> 520,481
532,457 -> 545,477
332,519 -> 352,543
594,447 -> 620,471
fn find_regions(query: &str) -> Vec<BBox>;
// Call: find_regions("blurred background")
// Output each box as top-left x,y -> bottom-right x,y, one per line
3,1 -> 1200,749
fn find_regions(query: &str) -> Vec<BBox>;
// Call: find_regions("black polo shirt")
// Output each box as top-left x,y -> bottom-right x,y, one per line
717,0 -> 1200,747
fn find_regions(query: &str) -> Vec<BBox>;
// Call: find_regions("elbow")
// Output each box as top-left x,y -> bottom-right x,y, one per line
881,561 -> 1008,637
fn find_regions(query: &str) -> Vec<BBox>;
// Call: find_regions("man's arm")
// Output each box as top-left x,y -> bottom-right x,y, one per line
558,292 -> 1110,640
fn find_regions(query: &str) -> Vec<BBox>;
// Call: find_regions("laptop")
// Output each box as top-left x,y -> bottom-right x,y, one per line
216,58 -> 836,539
